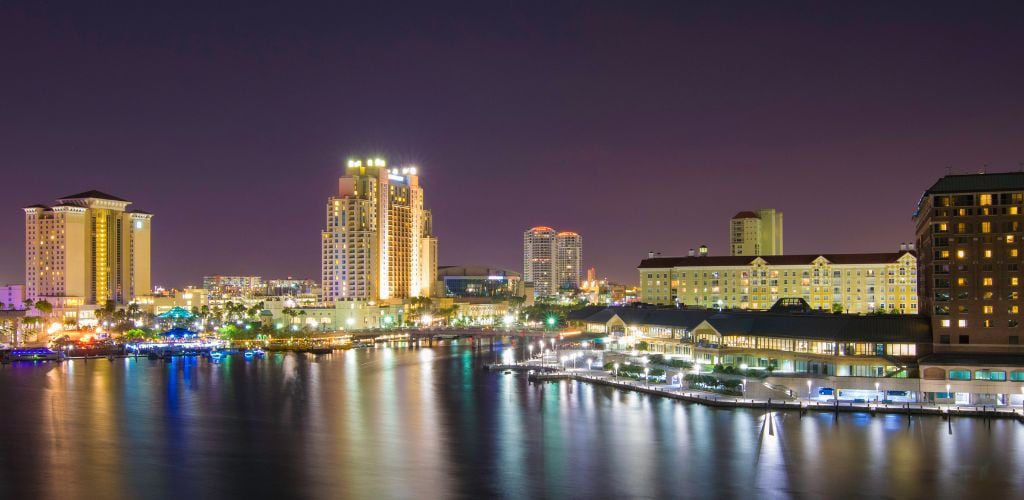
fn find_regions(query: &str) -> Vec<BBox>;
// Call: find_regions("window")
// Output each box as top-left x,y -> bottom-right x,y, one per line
983,277 -> 993,286
959,335 -> 969,344
949,370 -> 971,380
939,335 -> 950,344
981,222 -> 992,233
1011,370 -> 1024,381
956,249 -> 966,259
940,319 -> 951,327
958,319 -> 967,328
984,249 -> 993,258
979,194 -> 993,206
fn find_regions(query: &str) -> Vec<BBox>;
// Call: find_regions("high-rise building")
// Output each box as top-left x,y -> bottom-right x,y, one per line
730,208 -> 783,256
202,276 -> 264,297
322,157 -> 437,303
639,249 -> 918,314
523,227 -> 583,297
913,172 -> 1024,352
24,190 -> 152,307
523,227 -> 556,297
556,231 -> 582,291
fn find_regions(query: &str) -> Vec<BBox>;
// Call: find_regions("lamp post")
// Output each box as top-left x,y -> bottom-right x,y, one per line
807,379 -> 813,401
679,371 -> 684,391
528,344 -> 534,361
946,383 -> 952,405
644,367 -> 650,388
614,362 -> 620,381
875,382 -> 881,403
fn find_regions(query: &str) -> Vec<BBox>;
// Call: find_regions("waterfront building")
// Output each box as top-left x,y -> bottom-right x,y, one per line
639,248 -> 918,314
913,172 -> 1024,351
570,301 -> 933,401
523,226 -> 582,298
434,265 -> 523,299
730,208 -> 783,256
266,278 -> 318,296
0,284 -> 25,310
322,157 -> 437,303
556,231 -> 582,291
912,172 -> 1024,405
23,190 -> 152,313
523,226 -> 556,297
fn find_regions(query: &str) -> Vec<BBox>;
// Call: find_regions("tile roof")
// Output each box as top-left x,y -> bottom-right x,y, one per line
58,190 -> 128,202
638,251 -> 914,269
573,306 -> 932,343
923,172 -> 1024,195
732,211 -> 759,219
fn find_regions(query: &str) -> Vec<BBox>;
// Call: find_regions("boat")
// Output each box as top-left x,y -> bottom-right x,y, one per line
503,369 -> 514,375
210,351 -> 224,361
308,347 -> 332,355
9,348 -> 60,361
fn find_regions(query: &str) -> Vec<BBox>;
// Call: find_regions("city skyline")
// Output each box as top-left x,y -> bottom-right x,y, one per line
2,2 -> 1023,288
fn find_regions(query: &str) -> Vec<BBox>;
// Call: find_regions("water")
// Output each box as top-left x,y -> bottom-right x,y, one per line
0,345 -> 1021,499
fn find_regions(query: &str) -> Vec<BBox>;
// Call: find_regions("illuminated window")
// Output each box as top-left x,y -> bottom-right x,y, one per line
1012,249 -> 1020,258
956,249 -> 966,259
1010,305 -> 1019,314
981,222 -> 992,233
957,277 -> 967,286
979,194 -> 992,206
984,249 -> 992,258
1008,235 -> 1016,244
1013,277 -> 1020,286
983,305 -> 994,314
983,277 -> 994,286
941,319 -> 951,328
958,319 -> 967,328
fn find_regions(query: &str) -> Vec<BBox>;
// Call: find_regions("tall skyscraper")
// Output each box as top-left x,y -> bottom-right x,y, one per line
322,157 -> 437,303
730,208 -> 783,256
24,190 -> 152,307
523,226 -> 583,297
556,231 -> 582,291
914,172 -> 1023,352
523,227 -> 556,297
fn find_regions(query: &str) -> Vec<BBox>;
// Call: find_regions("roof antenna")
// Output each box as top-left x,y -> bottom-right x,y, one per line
981,163 -> 988,174
945,165 -> 952,176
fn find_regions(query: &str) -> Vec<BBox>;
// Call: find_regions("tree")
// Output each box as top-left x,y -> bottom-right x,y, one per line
122,328 -> 148,343
831,303 -> 844,314
34,300 -> 53,318
635,341 -> 649,351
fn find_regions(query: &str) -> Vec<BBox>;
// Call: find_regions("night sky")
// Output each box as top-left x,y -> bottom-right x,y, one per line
2,1 -> 1023,288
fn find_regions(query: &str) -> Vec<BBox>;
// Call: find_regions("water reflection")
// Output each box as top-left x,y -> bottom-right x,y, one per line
0,346 -> 1021,499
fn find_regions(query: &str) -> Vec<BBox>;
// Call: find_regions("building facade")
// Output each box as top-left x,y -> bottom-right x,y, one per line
0,284 -> 25,310
556,231 -> 582,291
322,157 -> 437,303
202,276 -> 264,297
730,208 -> 783,256
523,226 -> 582,298
639,250 -> 918,314
913,172 -> 1023,352
434,265 -> 523,298
24,190 -> 152,307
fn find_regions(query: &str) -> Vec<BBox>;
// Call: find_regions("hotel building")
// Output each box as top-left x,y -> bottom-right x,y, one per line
523,227 -> 582,297
639,249 -> 918,314
913,172 -> 1024,351
24,190 -> 152,310
730,208 -> 783,256
322,157 -> 437,303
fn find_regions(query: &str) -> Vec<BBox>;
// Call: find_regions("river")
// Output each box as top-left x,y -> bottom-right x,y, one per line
0,344 -> 1021,499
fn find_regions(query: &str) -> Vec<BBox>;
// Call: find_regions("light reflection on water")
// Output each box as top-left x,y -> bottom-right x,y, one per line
0,345 -> 1021,499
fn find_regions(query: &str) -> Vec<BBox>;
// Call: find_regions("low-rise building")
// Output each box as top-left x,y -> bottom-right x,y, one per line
0,284 -> 25,310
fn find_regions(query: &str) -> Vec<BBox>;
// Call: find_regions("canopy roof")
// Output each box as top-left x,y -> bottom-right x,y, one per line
157,307 -> 194,320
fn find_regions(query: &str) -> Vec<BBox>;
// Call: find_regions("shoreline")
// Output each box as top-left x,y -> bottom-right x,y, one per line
488,363 -> 1024,422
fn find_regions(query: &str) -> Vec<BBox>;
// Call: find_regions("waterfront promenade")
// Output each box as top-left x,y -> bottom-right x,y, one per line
489,363 -> 1024,422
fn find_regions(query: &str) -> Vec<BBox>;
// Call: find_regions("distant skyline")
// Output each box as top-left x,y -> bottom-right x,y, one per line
2,2 -> 1023,288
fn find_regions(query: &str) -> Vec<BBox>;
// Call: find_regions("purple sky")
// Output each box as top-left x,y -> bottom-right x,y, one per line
2,1 -> 1023,287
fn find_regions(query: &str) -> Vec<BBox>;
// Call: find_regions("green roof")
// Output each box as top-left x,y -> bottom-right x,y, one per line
157,307 -> 194,320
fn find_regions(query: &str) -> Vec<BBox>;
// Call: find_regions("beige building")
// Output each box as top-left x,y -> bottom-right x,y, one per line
135,287 -> 209,316
730,208 -> 783,256
523,226 -> 583,297
639,249 -> 918,314
24,190 -> 152,309
322,158 -> 437,303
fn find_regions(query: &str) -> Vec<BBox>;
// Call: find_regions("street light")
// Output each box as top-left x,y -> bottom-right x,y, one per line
644,367 -> 650,388
946,383 -> 952,404
875,382 -> 881,402
528,344 -> 534,361
614,362 -> 620,380
807,379 -> 813,401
